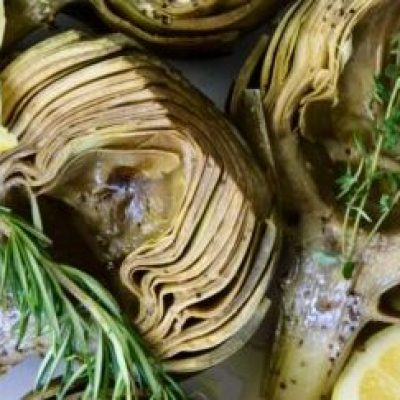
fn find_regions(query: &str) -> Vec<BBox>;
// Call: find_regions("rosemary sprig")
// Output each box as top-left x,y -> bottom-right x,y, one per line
335,34 -> 400,279
0,206 -> 185,400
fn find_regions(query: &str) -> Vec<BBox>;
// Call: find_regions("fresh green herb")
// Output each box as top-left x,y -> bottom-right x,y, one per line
335,34 -> 400,279
0,206 -> 185,400
342,261 -> 356,280
312,250 -> 341,267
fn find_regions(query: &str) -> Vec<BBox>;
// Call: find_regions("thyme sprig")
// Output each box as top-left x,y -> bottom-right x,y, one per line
335,34 -> 400,279
0,206 -> 185,400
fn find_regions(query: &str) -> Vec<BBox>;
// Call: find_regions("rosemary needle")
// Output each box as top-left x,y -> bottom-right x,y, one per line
0,206 -> 186,400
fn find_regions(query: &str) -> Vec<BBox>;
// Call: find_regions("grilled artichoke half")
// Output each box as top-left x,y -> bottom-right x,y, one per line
232,0 -> 400,399
0,30 -> 279,374
4,0 -> 281,53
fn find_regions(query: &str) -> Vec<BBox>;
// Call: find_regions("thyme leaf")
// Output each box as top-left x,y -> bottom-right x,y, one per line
336,35 -> 400,279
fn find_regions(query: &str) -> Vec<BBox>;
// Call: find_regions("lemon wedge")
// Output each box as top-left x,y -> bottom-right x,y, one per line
333,325 -> 400,400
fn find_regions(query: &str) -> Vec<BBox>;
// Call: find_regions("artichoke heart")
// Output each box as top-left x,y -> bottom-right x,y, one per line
232,0 -> 400,399
0,30 -> 279,374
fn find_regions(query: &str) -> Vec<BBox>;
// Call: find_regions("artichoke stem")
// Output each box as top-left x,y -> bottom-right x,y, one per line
265,213 -> 364,400
266,319 -> 360,400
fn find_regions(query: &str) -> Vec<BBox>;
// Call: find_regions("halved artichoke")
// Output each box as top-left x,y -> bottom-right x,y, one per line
232,0 -> 400,399
0,30 -> 279,375
4,0 -> 281,52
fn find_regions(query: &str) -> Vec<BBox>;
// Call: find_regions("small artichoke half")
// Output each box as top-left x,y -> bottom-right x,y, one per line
0,29 -> 279,375
4,0 -> 281,52
232,0 -> 400,399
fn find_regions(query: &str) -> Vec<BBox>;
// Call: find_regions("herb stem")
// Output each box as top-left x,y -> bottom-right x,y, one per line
341,158 -> 366,254
386,77 -> 400,119
363,189 -> 400,248
345,133 -> 383,267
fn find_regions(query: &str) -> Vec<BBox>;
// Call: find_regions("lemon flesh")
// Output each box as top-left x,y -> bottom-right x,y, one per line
333,326 -> 400,400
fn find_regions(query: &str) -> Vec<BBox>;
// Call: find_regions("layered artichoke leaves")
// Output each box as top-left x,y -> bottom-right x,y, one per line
0,28 -> 279,378
4,0 -> 280,52
231,0 -> 400,399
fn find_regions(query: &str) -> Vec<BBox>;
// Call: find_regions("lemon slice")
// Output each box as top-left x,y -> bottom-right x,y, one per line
333,325 -> 400,400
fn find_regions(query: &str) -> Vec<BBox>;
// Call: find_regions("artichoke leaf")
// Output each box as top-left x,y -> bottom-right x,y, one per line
0,0 -> 4,45
2,0 -> 77,49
